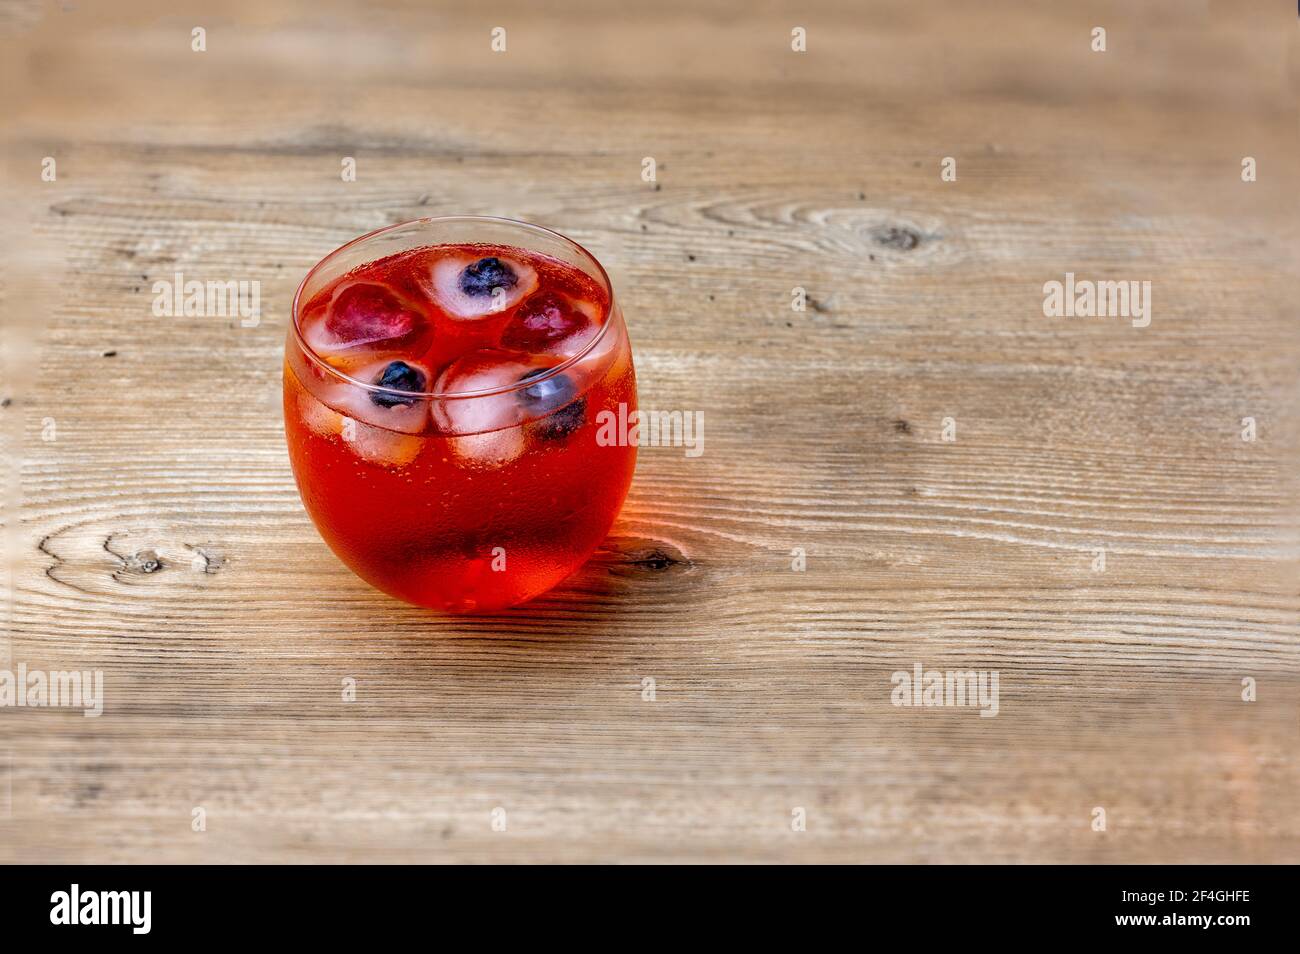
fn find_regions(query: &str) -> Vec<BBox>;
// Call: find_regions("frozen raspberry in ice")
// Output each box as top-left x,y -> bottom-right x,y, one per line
301,281 -> 430,368
325,283 -> 420,345
501,292 -> 598,356
317,282 -> 424,348
427,251 -> 538,320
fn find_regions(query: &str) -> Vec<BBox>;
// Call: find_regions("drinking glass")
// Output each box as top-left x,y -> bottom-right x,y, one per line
283,216 -> 637,611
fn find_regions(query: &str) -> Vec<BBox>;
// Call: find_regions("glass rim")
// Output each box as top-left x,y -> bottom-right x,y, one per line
289,215 -> 618,400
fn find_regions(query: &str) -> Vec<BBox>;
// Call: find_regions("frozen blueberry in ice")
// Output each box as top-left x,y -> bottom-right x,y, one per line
429,252 -> 538,320
370,361 -> 426,408
518,368 -> 586,440
538,400 -> 587,440
459,257 -> 518,298
315,356 -> 431,435
518,367 -> 575,410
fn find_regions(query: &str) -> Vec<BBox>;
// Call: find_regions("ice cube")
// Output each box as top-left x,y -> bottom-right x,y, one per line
343,420 -> 423,467
427,251 -> 538,321
301,281 -> 430,366
442,429 -> 526,467
298,386 -> 345,440
317,356 -> 433,434
431,349 -> 541,433
500,291 -> 600,357
295,388 -> 423,466
431,348 -> 558,465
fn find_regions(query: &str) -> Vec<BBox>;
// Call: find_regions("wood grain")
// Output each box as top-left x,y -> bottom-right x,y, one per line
1,0 -> 1298,863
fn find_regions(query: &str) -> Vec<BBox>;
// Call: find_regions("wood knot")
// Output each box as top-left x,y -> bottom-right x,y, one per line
102,533 -> 226,584
603,537 -> 693,577
872,226 -> 921,251
893,418 -> 912,434
186,545 -> 226,574
630,548 -> 681,571
128,549 -> 164,574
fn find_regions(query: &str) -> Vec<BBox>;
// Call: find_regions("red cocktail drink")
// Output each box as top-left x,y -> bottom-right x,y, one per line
283,217 -> 637,611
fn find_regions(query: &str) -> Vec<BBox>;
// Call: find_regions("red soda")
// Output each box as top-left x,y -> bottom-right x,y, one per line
283,218 -> 637,612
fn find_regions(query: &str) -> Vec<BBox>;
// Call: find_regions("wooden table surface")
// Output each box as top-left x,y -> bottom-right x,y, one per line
2,0 -> 1298,863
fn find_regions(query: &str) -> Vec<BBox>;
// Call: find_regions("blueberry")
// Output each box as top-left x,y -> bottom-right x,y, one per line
537,399 -> 587,440
518,369 -> 586,440
518,368 -> 575,410
370,361 -> 426,408
459,257 -> 518,298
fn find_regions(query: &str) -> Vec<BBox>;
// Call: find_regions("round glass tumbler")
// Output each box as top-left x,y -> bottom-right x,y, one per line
283,216 -> 637,612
